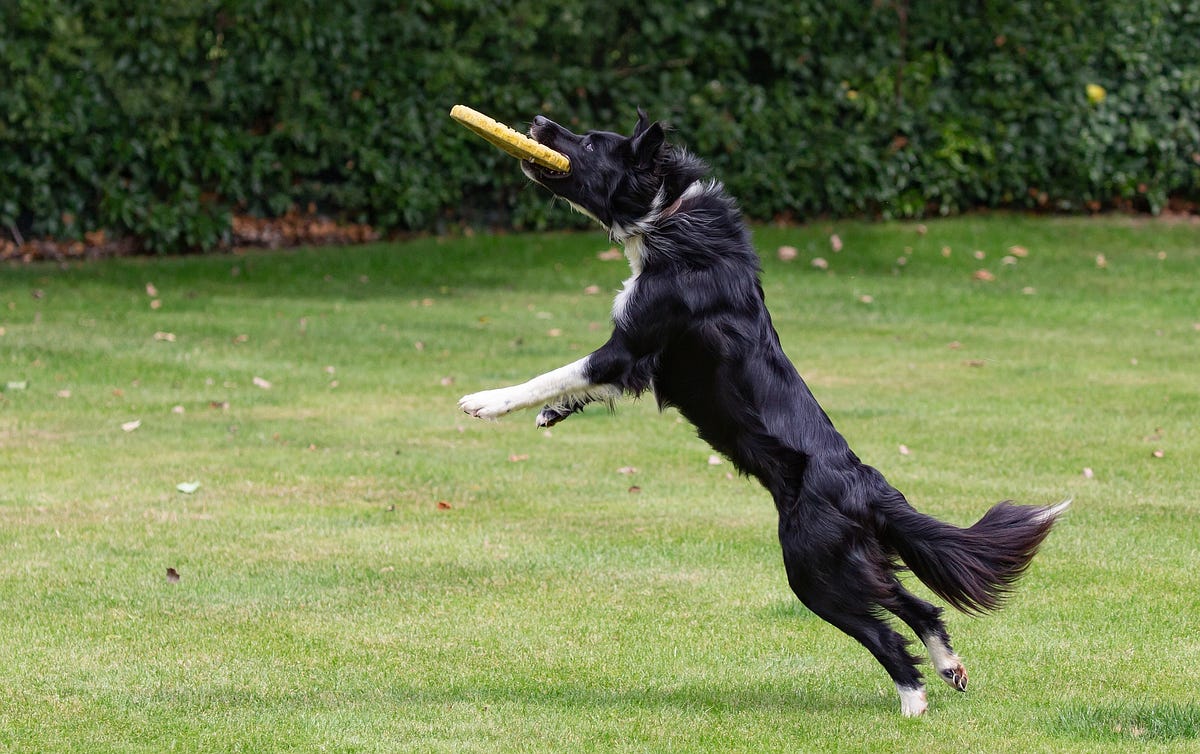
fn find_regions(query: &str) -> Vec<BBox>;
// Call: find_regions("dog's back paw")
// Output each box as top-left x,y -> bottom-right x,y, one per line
897,685 -> 928,717
924,634 -> 968,692
536,405 -> 571,427
938,662 -> 968,692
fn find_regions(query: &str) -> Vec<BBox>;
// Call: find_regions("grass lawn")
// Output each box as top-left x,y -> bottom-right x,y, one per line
1,214 -> 1198,752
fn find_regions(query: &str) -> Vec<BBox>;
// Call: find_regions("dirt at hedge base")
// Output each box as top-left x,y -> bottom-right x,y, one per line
3,201 -> 1196,264
1,209 -> 380,263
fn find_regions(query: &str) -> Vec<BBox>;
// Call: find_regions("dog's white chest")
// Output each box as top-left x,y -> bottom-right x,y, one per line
611,236 -> 645,325
612,273 -> 639,325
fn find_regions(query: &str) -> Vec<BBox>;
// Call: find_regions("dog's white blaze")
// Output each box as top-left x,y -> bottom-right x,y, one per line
897,685 -> 928,717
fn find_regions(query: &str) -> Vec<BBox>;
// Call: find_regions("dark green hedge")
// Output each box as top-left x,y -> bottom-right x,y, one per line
2,1 -> 1198,252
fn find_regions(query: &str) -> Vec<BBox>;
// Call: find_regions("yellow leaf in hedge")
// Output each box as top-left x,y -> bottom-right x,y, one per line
1086,83 -> 1106,104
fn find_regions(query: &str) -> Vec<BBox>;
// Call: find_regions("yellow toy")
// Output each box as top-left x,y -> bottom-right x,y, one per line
450,105 -> 570,173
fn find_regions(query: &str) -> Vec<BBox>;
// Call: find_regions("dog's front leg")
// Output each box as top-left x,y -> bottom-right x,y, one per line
459,356 -> 621,424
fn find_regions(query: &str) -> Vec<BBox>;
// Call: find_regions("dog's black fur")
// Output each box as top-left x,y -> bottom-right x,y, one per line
459,110 -> 1067,715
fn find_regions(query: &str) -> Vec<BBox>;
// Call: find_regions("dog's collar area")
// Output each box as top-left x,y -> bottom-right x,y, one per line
660,180 -> 705,221
608,182 -> 705,244
660,195 -> 686,220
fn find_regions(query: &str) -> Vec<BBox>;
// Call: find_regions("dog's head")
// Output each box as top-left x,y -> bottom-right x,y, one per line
522,110 -> 704,233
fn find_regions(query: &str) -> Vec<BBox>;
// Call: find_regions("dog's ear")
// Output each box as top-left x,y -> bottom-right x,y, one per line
632,108 -> 651,138
629,116 -> 665,170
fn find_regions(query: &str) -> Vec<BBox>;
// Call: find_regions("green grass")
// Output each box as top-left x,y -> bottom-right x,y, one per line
1,215 -> 1198,752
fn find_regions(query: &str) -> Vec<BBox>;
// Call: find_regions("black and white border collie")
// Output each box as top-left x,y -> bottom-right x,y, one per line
458,110 -> 1068,716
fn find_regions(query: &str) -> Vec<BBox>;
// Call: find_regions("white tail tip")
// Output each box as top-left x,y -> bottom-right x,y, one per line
1034,498 -> 1072,524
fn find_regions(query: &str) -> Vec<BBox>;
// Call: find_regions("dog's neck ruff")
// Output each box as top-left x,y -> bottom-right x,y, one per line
608,180 -> 706,325
609,176 -> 700,250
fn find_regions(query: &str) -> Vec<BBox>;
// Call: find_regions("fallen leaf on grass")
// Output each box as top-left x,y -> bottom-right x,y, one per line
964,359 -> 987,368
146,283 -> 159,297
628,486 -> 641,494
583,285 -> 602,295
830,234 -> 843,252
436,501 -> 453,510
1082,467 -> 1095,479
597,248 -> 623,261
777,245 -> 798,262
121,419 -> 142,432
252,376 -> 272,390
1152,449 -> 1165,459
1008,245 -> 1029,258
617,466 -> 638,475
166,567 -> 180,583
57,389 -> 71,398
708,455 -> 723,466
4,381 -> 27,391
811,257 -> 829,270
153,331 -> 176,342
1095,253 -> 1108,269
508,454 -> 530,463
898,444 -> 911,456
973,269 -> 995,282
176,481 -> 200,494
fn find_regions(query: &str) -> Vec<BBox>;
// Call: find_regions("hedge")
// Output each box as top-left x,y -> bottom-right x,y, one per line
2,0 -> 1198,253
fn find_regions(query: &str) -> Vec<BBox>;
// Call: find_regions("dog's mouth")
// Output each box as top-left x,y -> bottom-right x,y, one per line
525,124 -> 570,180
524,160 -> 569,180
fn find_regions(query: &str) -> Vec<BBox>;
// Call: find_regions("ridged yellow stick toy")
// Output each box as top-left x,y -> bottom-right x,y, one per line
450,105 -> 570,173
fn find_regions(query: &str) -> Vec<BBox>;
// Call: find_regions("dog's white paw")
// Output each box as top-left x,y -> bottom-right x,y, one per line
459,388 -> 521,420
938,662 -> 968,692
924,634 -> 968,692
535,405 -> 571,428
897,685 -> 928,717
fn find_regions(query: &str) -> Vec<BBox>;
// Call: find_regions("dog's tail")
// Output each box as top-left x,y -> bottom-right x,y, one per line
882,497 -> 1070,614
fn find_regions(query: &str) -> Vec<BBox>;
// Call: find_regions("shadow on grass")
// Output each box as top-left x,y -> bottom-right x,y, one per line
402,679 -> 887,717
1050,702 -> 1200,742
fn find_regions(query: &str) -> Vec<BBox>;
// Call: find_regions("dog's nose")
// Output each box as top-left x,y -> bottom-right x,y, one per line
532,115 -> 550,128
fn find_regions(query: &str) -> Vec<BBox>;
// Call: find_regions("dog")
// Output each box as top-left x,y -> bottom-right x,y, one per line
458,110 -> 1068,716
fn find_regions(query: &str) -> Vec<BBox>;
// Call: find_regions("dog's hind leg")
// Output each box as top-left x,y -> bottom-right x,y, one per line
887,581 -> 968,692
793,586 -> 929,716
778,512 -> 929,716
